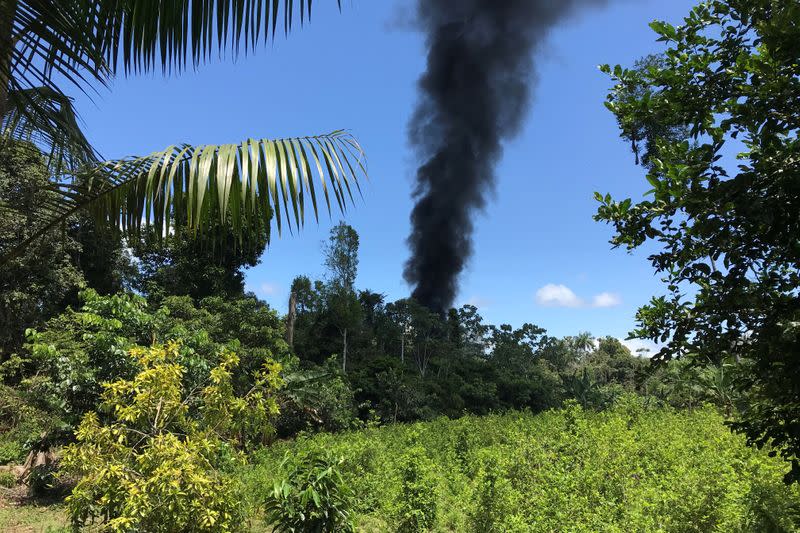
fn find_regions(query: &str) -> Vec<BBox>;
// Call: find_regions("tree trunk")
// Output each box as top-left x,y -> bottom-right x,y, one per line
286,290 -> 296,349
0,0 -> 17,122
400,333 -> 404,364
342,328 -> 347,373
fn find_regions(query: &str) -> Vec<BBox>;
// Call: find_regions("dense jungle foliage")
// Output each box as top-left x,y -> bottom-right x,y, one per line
1,0 -> 799,531
0,144 -> 772,531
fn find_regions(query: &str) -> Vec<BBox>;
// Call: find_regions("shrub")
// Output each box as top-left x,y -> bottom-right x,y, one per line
0,441 -> 23,466
396,436 -> 438,533
0,470 -> 16,488
26,462 -> 59,498
264,450 -> 355,532
0,384 -> 62,464
62,342 -> 282,532
17,290 -> 290,435
275,357 -> 358,438
469,454 -> 525,532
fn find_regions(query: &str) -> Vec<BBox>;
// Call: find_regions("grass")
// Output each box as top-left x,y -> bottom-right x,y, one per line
0,495 -> 69,533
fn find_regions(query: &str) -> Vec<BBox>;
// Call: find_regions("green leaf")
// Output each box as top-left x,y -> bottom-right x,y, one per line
1,131 -> 366,264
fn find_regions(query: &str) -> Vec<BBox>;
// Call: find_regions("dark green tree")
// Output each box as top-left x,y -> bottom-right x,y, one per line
131,219 -> 268,301
291,276 -> 322,315
0,141 -> 135,360
70,213 -> 136,296
596,0 -> 800,481
288,276 -> 333,365
0,142 -> 84,358
323,222 -> 359,292
586,337 -> 647,390
322,223 -> 361,372
489,323 -> 548,376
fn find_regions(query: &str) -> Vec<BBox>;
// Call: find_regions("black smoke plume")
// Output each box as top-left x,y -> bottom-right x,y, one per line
405,0 -> 604,313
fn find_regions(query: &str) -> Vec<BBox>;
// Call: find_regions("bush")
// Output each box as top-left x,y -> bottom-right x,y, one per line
16,290 -> 290,435
0,384 -> 62,464
0,470 -> 16,488
469,454 -> 524,532
26,462 -> 60,498
62,342 -> 283,532
396,436 -> 438,533
275,357 -> 358,438
264,450 -> 355,532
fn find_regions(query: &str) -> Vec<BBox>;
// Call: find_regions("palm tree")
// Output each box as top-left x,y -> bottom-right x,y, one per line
0,0 -> 365,259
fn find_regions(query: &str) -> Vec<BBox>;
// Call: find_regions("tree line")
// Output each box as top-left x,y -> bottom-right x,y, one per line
0,149 -> 733,460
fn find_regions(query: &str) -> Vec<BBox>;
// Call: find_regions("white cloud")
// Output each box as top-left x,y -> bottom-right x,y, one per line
246,282 -> 279,298
464,295 -> 492,309
534,285 -> 623,309
259,283 -> 277,296
535,284 -> 584,308
620,338 -> 660,357
592,292 -> 622,308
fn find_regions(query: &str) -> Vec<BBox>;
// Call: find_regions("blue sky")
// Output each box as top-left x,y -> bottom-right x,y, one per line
70,0 -> 699,346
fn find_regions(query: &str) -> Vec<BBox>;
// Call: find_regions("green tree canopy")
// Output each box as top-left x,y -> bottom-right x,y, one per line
323,221 -> 360,292
132,219 -> 268,302
597,0 -> 800,482
0,141 -> 84,357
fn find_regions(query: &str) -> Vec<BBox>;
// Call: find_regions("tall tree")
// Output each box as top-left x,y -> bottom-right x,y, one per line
286,290 -> 297,349
0,140 -> 137,358
130,217 -> 268,301
70,212 -> 136,295
326,289 -> 361,373
596,0 -> 800,482
606,54 -> 691,169
407,300 -> 441,378
384,298 -> 413,364
456,305 -> 489,360
1,1 -> 365,260
0,141 -> 83,357
322,222 -> 360,372
323,222 -> 359,292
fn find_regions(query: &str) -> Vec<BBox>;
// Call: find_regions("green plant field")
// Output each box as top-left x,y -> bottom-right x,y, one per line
243,399 -> 800,532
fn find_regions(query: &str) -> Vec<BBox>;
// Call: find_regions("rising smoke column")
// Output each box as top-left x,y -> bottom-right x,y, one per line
405,0 -> 603,313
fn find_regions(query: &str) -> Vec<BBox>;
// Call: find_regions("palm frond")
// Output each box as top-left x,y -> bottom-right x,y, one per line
82,0 -> 342,75
1,0 -> 343,175
4,1 -> 110,98
2,1 -> 110,173
1,86 -> 98,174
1,130 -> 366,263
5,1 -> 338,89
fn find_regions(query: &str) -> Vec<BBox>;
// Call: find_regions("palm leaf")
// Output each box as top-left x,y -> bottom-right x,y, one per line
1,1 -> 111,171
1,86 -> 98,174
5,0 -> 340,89
4,1 -> 110,94
88,0 -> 343,74
1,130 -> 366,263
1,0 -> 343,177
